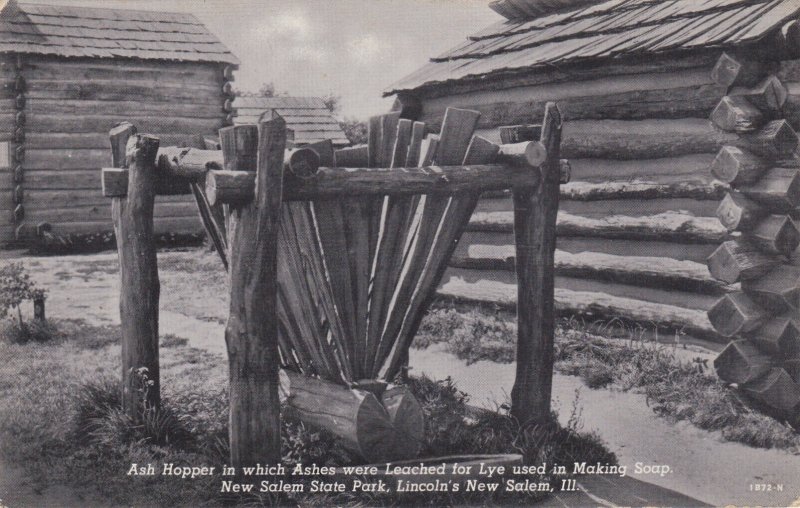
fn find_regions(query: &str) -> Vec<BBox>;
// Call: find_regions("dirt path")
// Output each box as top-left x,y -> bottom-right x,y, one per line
9,250 -> 800,507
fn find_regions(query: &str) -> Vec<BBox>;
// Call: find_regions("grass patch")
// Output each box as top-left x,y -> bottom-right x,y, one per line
0,317 -> 614,507
414,305 -> 800,451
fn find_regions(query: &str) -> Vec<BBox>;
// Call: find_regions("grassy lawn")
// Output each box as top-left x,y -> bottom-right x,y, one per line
0,317 -> 613,507
415,304 -> 800,451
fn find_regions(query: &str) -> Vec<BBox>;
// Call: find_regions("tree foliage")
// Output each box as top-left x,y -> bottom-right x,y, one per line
0,262 -> 45,327
339,117 -> 369,145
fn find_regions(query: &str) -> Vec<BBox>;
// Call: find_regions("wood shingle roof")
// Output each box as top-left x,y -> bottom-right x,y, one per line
0,0 -> 238,64
387,0 -> 800,95
232,96 -> 349,146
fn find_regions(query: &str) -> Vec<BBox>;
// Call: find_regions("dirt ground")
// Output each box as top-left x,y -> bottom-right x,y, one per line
5,248 -> 800,507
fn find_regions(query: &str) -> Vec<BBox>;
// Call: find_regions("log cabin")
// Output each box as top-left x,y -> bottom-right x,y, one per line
386,0 -> 800,347
232,96 -> 350,147
0,0 -> 238,247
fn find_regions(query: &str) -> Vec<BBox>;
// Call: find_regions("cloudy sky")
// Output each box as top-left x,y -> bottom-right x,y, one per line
43,0 -> 500,119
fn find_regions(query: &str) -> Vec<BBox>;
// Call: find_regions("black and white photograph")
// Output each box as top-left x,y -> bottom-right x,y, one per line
0,0 -> 799,506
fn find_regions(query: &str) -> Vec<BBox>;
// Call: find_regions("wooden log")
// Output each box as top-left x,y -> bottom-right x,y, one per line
33,295 -> 45,321
109,124 -> 161,418
730,75 -> 789,112
25,80 -> 223,103
711,53 -> 773,89
301,139 -> 335,166
739,167 -> 800,211
380,385 -> 425,460
500,124 -> 541,144
419,69 -> 726,129
279,370 -> 417,462
205,170 -> 255,206
437,271 -> 724,343
706,239 -> 781,284
740,120 -> 799,160
716,192 -> 767,232
452,247 -> 729,295
281,164 -> 540,200
714,340 -> 773,385
284,147 -> 320,179
497,141 -> 547,167
745,214 -> 800,257
470,210 -> 727,244
748,316 -> 800,356
707,292 -> 768,337
743,368 -> 800,413
102,168 -> 128,197
157,147 -> 223,181
710,146 -> 769,186
478,118 -> 799,160
333,145 -> 369,167
710,96 -> 764,133
511,102 -> 561,427
224,118 -> 286,468
742,264 -> 800,313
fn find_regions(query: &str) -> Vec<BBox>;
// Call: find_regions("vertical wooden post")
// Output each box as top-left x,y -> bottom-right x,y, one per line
33,295 -> 45,321
222,118 -> 286,468
109,123 -> 161,416
511,103 -> 562,426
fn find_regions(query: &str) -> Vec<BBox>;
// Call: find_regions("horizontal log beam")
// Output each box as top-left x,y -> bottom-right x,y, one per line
476,118 -> 798,160
716,192 -> 767,232
710,146 -> 769,186
742,367 -> 800,414
450,248 -> 729,295
206,163 -> 541,204
738,167 -> 800,211
468,211 -> 727,244
745,214 -> 800,257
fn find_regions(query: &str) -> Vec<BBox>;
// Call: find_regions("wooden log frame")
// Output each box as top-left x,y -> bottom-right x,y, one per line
104,104 -> 566,463
108,122 -> 162,418
706,53 -> 800,419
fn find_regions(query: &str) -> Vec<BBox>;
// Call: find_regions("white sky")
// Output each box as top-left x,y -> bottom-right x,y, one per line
40,0 -> 500,119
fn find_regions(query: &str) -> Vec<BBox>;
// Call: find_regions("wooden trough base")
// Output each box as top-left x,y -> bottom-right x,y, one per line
279,369 -> 424,463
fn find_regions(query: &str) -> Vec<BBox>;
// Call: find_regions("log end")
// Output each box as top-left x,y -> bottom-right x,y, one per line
381,385 -> 425,460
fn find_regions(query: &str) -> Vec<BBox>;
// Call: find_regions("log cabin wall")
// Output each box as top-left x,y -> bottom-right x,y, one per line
387,0 -> 800,345
0,0 -> 239,247
407,52 -> 731,343
8,56 -> 229,244
0,55 -> 17,243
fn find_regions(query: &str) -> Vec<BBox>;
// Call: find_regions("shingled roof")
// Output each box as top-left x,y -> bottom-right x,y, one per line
0,0 -> 238,64
232,96 -> 349,146
387,0 -> 800,95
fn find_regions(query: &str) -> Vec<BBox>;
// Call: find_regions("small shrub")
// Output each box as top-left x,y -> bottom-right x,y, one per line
1,318 -> 59,344
0,262 -> 48,342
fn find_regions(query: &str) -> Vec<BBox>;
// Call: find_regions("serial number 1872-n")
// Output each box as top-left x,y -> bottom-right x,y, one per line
749,483 -> 784,492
